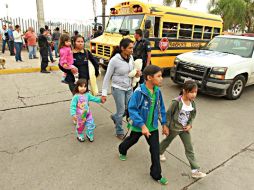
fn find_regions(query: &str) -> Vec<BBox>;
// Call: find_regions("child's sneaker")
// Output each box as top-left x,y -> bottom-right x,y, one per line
160,154 -> 167,161
191,170 -> 207,178
158,177 -> 168,185
119,154 -> 127,161
86,134 -> 94,142
75,129 -> 85,142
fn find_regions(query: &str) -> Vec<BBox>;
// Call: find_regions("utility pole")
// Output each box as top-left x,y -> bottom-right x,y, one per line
36,0 -> 45,29
102,0 -> 107,30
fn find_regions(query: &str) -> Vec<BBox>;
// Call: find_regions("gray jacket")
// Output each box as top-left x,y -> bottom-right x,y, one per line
102,53 -> 134,96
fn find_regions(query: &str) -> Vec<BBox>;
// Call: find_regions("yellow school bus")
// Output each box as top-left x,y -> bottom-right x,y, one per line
90,0 -> 223,69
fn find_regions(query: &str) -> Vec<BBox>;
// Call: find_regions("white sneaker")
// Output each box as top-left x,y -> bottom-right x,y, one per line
191,170 -> 207,178
160,154 -> 167,161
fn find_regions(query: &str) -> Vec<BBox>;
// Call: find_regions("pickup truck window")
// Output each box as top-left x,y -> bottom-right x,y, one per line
205,37 -> 254,58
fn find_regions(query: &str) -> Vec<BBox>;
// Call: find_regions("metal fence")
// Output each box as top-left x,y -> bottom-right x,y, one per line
0,17 -> 93,38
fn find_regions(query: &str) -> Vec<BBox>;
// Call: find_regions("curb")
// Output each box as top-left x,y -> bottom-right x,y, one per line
0,65 -> 60,75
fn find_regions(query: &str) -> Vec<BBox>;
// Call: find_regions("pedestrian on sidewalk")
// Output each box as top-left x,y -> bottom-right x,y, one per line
45,26 -> 55,63
24,27 -> 38,59
0,25 -> 9,54
13,25 -> 24,62
70,79 -> 103,142
59,33 -> 79,83
52,27 -> 61,58
118,65 -> 168,185
159,80 -> 206,179
38,28 -> 50,73
7,25 -> 15,56
59,35 -> 99,93
101,38 -> 138,140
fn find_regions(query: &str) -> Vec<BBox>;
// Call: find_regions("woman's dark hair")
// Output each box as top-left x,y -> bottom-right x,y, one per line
73,79 -> 88,94
143,65 -> 162,80
180,80 -> 198,95
110,38 -> 133,59
58,33 -> 71,51
73,34 -> 85,49
15,25 -> 20,30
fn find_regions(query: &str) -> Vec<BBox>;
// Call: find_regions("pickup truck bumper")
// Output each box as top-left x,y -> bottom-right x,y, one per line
170,66 -> 233,96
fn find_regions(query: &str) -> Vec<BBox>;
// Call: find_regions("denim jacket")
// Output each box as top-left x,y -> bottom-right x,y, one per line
128,83 -> 167,128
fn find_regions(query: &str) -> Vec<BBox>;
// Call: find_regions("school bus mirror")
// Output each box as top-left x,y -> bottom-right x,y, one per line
119,29 -> 130,36
145,20 -> 151,29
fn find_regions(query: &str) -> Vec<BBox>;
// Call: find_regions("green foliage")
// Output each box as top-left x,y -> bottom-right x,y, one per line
209,0 -> 246,31
163,0 -> 197,7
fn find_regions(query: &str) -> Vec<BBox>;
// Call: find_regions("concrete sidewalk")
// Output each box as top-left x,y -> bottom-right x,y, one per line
0,50 -> 59,75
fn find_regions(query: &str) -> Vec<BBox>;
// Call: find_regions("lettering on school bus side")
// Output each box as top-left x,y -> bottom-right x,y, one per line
169,42 -> 187,48
191,42 -> 201,47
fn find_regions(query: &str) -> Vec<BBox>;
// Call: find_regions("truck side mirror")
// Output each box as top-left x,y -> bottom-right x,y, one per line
145,20 -> 151,29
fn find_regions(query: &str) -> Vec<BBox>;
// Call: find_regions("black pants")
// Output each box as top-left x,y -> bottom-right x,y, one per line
8,41 -> 15,55
40,48 -> 48,71
119,130 -> 162,180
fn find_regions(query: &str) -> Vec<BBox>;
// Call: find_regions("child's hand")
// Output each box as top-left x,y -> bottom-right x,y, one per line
183,125 -> 192,132
101,96 -> 107,103
63,63 -> 68,69
141,125 -> 151,138
162,125 -> 169,136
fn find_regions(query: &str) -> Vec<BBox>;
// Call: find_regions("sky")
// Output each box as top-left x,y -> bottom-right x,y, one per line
0,0 -> 211,24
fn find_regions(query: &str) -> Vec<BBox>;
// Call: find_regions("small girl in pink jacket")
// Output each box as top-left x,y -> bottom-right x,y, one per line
59,34 -> 78,83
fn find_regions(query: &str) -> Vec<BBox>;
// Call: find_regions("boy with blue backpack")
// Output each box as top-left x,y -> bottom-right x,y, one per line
118,65 -> 169,185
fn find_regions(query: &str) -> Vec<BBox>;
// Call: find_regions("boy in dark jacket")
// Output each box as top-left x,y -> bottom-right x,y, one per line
38,28 -> 49,73
118,65 -> 168,185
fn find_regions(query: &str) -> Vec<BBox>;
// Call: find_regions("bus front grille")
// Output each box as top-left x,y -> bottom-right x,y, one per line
97,45 -> 110,57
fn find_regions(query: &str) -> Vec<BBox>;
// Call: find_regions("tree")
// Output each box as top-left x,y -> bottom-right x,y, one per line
163,0 -> 197,7
209,0 -> 246,31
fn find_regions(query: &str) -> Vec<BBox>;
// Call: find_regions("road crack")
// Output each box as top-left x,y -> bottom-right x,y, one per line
0,133 -> 73,155
181,142 -> 254,190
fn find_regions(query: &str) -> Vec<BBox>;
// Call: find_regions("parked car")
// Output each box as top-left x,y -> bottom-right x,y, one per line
170,35 -> 254,100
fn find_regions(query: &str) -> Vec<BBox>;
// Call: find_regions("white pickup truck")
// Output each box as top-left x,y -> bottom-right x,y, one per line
170,35 -> 254,99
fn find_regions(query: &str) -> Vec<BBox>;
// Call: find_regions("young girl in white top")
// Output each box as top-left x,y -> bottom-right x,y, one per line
159,80 -> 206,179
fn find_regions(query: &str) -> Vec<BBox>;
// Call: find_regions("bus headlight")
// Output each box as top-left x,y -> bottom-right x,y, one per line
91,43 -> 96,53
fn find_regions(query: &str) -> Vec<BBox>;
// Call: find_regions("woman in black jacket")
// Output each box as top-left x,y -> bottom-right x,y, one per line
59,35 -> 99,93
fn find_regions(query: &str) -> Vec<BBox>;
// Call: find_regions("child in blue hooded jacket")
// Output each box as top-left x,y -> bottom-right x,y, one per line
118,65 -> 169,185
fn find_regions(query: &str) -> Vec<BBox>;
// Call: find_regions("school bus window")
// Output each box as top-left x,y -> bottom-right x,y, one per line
179,24 -> 192,39
204,26 -> 212,39
193,25 -> 203,39
162,22 -> 178,38
105,15 -> 144,34
213,27 -> 221,38
119,15 -> 144,34
146,16 -> 155,37
106,16 -> 124,33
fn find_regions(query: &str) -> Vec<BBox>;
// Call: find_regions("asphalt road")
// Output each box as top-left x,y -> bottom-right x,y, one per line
0,71 -> 253,190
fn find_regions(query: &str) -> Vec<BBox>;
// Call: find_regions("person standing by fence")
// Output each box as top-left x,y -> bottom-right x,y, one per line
0,25 -> 9,54
7,25 -> 15,56
38,28 -> 50,73
13,25 -> 23,62
24,27 -> 38,59
52,27 -> 61,58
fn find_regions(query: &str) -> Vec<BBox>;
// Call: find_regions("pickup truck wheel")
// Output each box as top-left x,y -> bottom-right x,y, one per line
226,75 -> 246,100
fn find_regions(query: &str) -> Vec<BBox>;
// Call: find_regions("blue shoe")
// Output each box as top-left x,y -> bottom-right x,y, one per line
86,131 -> 94,142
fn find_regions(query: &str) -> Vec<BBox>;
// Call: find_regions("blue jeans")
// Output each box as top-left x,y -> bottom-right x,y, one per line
14,42 -> 23,61
54,40 -> 59,57
28,45 -> 37,59
111,87 -> 133,135
1,39 -> 8,53
48,46 -> 53,61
